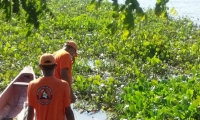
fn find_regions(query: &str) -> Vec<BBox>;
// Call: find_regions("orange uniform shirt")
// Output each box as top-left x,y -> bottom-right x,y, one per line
27,76 -> 70,120
54,49 -> 73,85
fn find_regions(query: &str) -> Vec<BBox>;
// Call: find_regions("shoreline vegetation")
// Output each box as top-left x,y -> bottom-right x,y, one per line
1,0 -> 200,119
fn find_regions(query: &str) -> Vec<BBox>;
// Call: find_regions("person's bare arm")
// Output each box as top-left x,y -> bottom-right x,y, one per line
60,68 -> 71,85
60,68 -> 76,103
27,106 -> 34,120
72,56 -> 75,64
65,106 -> 75,120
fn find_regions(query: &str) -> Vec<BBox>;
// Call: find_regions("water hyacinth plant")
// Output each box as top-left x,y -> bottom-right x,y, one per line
1,0 -> 200,119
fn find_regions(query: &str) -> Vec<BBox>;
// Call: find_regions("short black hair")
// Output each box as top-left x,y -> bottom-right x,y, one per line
40,64 -> 56,71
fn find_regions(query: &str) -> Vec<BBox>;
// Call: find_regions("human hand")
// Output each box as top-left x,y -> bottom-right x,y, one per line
71,93 -> 76,103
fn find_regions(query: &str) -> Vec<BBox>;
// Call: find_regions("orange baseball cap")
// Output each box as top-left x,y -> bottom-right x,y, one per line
39,53 -> 56,65
66,41 -> 78,57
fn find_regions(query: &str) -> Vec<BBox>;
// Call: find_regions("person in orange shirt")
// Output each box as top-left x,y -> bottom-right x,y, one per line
53,40 -> 78,103
27,53 -> 75,120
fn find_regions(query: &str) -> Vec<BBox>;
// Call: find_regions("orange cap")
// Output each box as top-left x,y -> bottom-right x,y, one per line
39,53 -> 56,65
66,41 -> 78,57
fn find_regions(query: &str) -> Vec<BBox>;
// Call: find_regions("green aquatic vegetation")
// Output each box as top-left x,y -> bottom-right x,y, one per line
1,0 -> 200,119
118,77 -> 200,119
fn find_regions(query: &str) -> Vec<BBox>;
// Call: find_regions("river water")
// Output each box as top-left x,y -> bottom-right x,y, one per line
73,109 -> 107,120
113,0 -> 200,25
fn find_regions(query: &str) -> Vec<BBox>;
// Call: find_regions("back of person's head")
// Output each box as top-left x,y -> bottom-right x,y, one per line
39,53 -> 56,72
64,40 -> 78,57
65,40 -> 78,51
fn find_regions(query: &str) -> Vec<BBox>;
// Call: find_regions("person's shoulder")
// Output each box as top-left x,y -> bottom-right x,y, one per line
52,77 -> 61,82
53,79 -> 70,91
28,78 -> 41,88
54,49 -> 62,55
29,78 -> 41,84
60,80 -> 70,87
55,49 -> 70,57
60,79 -> 69,84
53,78 -> 68,84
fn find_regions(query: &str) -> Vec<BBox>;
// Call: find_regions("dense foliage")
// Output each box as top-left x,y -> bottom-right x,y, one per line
0,0 -> 169,31
1,0 -> 200,119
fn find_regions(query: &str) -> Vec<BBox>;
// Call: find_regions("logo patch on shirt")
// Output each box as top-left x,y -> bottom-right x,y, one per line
37,86 -> 52,105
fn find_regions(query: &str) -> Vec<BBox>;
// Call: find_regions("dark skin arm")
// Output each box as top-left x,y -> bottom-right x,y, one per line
60,68 -> 71,85
72,56 -> 75,64
60,68 -> 76,103
27,106 -> 34,120
65,106 -> 75,120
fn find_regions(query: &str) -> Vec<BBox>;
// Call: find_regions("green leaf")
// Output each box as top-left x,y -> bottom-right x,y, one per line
95,75 -> 101,80
151,79 -> 158,85
129,104 -> 136,112
87,3 -> 95,11
151,56 -> 161,66
169,7 -> 178,16
93,80 -> 100,85
112,12 -> 119,18
76,75 -> 81,82
121,29 -> 129,40
95,60 -> 101,67
36,48 -> 41,53
143,41 -> 150,46
186,89 -> 194,99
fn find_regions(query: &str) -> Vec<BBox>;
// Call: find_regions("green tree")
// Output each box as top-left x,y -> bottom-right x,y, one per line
0,0 -> 169,29
0,0 -> 53,28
